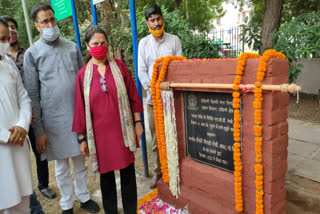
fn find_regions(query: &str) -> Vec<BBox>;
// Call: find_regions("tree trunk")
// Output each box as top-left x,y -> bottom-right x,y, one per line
259,0 -> 284,54
175,0 -> 183,8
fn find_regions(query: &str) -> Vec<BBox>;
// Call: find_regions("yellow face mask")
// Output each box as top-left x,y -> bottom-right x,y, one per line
148,24 -> 165,37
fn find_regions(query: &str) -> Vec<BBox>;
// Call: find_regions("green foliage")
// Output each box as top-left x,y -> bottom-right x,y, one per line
1,0 -> 219,77
136,0 -> 225,33
136,0 -> 176,12
157,7 -> 219,59
0,0 -> 91,50
180,0 -> 225,32
282,0 -> 320,23
105,5 -> 219,75
240,17 -> 261,51
235,0 -> 319,82
58,0 -> 91,49
0,0 -> 40,49
271,11 -> 320,82
236,0 -> 320,26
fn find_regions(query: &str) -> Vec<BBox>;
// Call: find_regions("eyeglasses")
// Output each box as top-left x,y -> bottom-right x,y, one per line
99,76 -> 108,92
37,18 -> 57,25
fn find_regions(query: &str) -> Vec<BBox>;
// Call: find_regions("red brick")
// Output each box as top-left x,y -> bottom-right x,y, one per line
264,179 -> 286,194
263,109 -> 288,126
241,150 -> 287,182
243,186 -> 286,207
262,124 -> 281,141
279,93 -> 290,107
159,180 -> 237,214
267,200 -> 286,214
186,186 -> 236,214
159,58 -> 289,214
158,180 -> 189,210
261,92 -> 289,111
180,158 -> 193,179
263,134 -> 289,154
262,93 -> 279,111
277,93 -> 290,106
267,58 -> 289,76
279,121 -> 288,136
264,189 -> 287,211
241,94 -> 255,112
241,59 -> 262,84
181,159 -> 235,201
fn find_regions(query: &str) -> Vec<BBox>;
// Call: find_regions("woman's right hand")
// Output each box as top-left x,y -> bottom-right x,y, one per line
80,142 -> 90,157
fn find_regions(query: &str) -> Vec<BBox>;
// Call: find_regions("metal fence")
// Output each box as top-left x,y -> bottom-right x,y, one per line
211,27 -> 245,58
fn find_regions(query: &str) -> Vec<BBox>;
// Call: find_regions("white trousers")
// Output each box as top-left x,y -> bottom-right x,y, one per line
55,155 -> 90,210
0,196 -> 30,214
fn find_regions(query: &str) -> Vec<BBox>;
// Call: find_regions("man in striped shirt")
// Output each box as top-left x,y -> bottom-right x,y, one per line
138,4 -> 182,189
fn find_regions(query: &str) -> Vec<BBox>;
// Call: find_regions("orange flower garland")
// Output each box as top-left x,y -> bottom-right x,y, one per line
253,49 -> 285,214
137,189 -> 158,213
151,56 -> 187,183
233,53 -> 260,212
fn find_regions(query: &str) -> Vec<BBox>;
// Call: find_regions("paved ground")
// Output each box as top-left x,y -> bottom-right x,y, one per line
286,119 -> 320,213
88,117 -> 320,214
287,119 -> 320,181
32,109 -> 320,213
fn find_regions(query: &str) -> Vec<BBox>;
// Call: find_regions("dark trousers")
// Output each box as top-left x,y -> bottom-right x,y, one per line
29,127 -> 49,190
100,163 -> 137,214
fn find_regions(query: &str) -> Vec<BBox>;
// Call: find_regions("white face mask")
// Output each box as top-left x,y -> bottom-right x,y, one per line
0,43 -> 10,58
42,25 -> 60,42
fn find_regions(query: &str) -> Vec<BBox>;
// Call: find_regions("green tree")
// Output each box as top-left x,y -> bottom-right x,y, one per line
101,3 -> 219,74
259,0 -> 284,53
0,0 -> 92,50
236,0 -> 320,53
271,11 -> 320,82
135,0 -> 176,12
236,0 -> 320,25
0,0 -> 39,49
136,0 -> 226,33
180,0 -> 225,32
1,0 -> 219,77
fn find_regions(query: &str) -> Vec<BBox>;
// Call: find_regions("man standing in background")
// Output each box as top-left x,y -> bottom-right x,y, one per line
138,4 -> 182,189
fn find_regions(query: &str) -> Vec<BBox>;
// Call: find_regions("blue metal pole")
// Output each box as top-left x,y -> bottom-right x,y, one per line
70,0 -> 82,51
90,0 -> 98,25
129,0 -> 149,177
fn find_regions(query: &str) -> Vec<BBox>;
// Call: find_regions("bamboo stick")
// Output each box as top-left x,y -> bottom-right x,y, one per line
146,82 -> 301,94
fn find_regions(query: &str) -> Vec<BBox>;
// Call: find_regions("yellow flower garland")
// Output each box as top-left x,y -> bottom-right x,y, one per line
254,49 -> 285,214
148,52 -> 287,214
233,53 -> 260,212
151,56 -> 187,183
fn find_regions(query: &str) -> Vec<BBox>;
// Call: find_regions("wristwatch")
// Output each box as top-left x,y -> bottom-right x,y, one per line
134,120 -> 143,125
78,137 -> 87,144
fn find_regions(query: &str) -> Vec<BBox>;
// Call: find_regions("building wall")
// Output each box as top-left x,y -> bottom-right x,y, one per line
295,58 -> 320,95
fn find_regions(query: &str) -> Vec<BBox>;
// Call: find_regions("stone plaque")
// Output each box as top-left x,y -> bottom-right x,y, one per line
184,92 -> 240,171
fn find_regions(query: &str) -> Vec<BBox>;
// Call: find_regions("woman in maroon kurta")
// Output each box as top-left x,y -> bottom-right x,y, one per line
72,26 -> 143,214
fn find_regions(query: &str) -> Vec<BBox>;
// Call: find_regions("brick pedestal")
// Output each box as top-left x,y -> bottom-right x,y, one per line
157,58 -> 289,214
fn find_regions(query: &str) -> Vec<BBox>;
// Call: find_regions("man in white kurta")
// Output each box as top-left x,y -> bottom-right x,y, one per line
138,4 -> 182,189
0,54 -> 33,213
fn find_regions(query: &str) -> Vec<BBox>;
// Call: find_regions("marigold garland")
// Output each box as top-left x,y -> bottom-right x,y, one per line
136,189 -> 158,214
148,52 -> 287,214
253,49 -> 285,214
233,52 -> 260,213
151,56 -> 187,183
